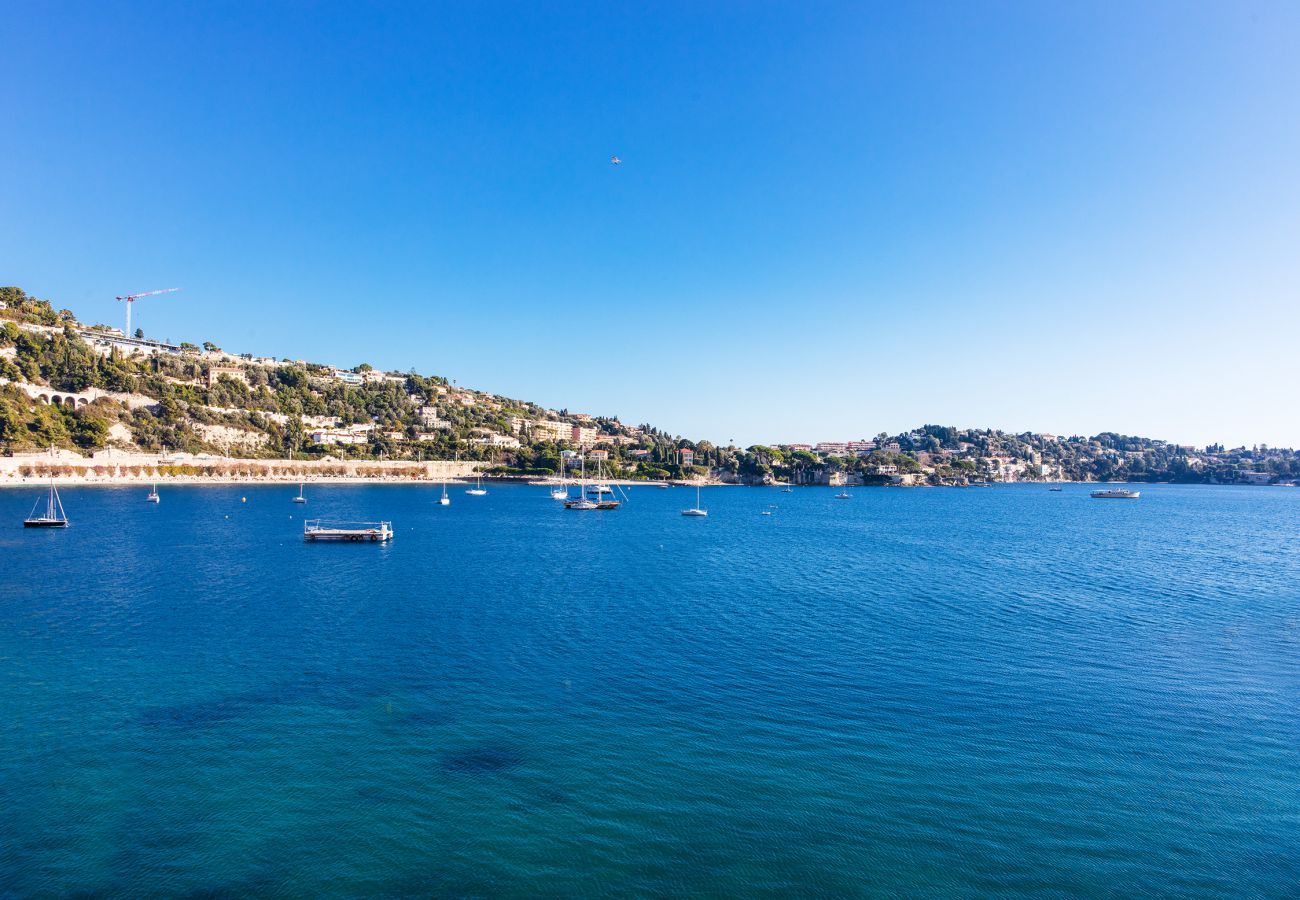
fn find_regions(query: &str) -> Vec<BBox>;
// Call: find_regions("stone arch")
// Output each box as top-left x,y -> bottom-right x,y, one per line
77,396 -> 89,407
38,393 -> 50,404
50,395 -> 62,406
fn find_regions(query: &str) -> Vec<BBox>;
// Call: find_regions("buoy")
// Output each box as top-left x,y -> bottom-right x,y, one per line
241,497 -> 246,503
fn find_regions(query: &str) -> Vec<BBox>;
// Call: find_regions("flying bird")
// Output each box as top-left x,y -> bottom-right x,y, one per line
610,155 -> 621,165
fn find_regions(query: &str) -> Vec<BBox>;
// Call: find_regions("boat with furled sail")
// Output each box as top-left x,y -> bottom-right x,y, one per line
565,457 -> 599,509
24,482 -> 68,528
681,482 -> 708,517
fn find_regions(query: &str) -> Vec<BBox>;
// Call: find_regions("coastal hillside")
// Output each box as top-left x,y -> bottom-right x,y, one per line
2,286 -> 1297,486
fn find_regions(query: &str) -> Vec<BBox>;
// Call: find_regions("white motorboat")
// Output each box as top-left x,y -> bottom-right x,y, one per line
1091,488 -> 1140,499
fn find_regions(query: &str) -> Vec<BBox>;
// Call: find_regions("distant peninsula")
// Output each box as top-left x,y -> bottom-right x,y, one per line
2,286 -> 1297,488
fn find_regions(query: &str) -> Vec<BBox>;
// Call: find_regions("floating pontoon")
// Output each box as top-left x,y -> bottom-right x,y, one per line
303,519 -> 393,542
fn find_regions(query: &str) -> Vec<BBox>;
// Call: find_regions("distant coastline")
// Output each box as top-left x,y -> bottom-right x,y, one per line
3,288 -> 1298,489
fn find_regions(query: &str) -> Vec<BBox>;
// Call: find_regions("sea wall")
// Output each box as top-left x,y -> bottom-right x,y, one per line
0,452 -> 482,486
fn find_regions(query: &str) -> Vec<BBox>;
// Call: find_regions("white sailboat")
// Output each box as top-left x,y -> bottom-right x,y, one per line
550,462 -> 568,500
292,483 -> 306,503
466,473 -> 487,496
146,483 -> 160,503
588,458 -> 621,509
439,480 -> 451,505
24,481 -> 68,528
565,457 -> 597,509
681,482 -> 708,517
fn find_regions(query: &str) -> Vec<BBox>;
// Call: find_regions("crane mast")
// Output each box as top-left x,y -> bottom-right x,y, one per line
114,287 -> 179,337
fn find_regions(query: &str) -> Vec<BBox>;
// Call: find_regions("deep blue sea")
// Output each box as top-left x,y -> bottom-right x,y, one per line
2,483 -> 1297,897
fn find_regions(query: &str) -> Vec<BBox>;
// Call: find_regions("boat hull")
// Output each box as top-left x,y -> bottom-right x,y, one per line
24,519 -> 68,528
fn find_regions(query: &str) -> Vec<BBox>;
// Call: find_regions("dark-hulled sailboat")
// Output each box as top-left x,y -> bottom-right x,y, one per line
24,482 -> 68,528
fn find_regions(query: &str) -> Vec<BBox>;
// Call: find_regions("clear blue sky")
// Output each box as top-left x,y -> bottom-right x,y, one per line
3,2 -> 1297,448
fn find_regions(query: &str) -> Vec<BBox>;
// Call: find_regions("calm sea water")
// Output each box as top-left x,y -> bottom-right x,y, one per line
1,483 -> 1297,897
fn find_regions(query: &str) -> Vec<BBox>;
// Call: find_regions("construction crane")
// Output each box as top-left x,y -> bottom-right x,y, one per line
115,288 -> 179,338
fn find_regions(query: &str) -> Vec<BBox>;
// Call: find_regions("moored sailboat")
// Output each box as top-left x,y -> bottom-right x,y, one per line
681,482 -> 708,517
24,482 -> 68,528
589,458 -> 621,509
565,457 -> 598,509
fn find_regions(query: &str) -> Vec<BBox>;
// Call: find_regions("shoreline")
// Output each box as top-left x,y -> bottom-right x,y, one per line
1,476 -> 1231,490
0,473 -> 724,489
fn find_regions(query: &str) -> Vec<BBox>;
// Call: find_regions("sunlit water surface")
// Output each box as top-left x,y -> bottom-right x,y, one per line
2,483 -> 1297,896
